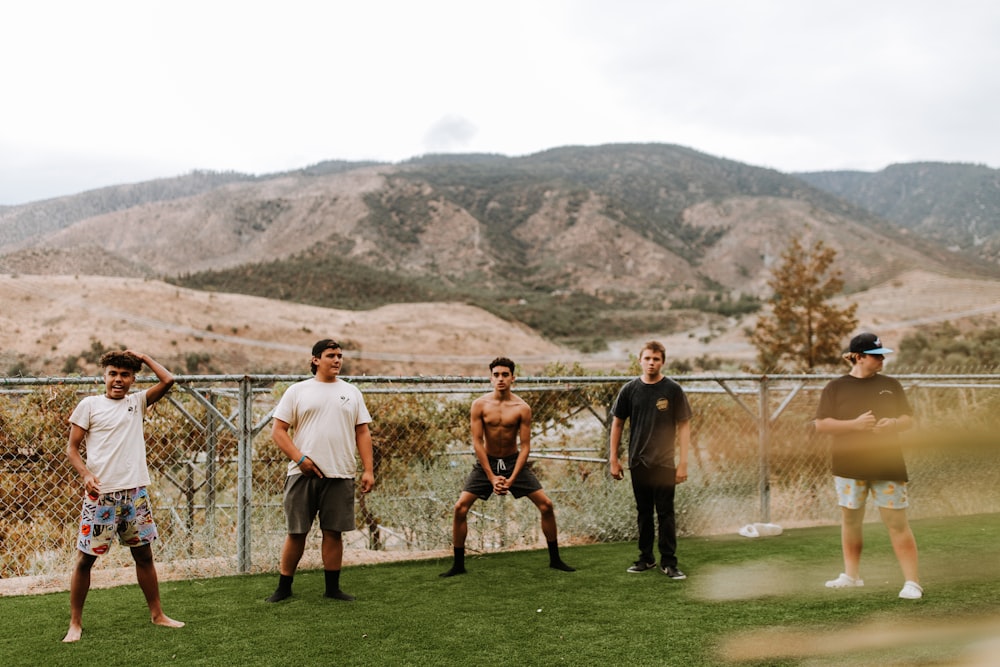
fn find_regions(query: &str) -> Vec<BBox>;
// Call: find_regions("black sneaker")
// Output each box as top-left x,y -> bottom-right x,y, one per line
626,560 -> 657,573
661,565 -> 687,579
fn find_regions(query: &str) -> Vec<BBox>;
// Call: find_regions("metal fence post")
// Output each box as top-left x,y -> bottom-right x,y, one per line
206,392 -> 218,539
758,376 -> 771,523
237,376 -> 254,572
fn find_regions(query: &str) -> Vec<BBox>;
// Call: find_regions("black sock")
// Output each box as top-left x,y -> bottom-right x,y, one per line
548,541 -> 575,571
324,569 -> 355,601
265,574 -> 294,602
440,546 -> 467,577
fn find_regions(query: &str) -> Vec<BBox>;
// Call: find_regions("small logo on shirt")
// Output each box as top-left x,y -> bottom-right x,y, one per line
656,398 -> 670,411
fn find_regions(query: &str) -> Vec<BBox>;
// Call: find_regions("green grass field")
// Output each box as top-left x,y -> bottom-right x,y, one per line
2,514 -> 998,666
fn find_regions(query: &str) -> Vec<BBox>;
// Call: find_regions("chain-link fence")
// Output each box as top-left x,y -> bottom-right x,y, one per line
2,372 -> 998,592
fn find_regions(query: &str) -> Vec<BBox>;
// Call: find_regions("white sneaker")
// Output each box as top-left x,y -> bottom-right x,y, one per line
898,581 -> 923,599
825,573 -> 864,588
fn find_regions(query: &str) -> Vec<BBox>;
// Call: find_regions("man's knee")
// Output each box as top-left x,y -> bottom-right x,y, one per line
841,506 -> 865,524
879,507 -> 910,531
76,551 -> 98,571
455,490 -> 483,520
532,493 -> 554,516
130,544 -> 154,565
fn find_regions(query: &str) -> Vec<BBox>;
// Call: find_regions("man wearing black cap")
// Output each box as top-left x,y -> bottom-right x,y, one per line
814,333 -> 922,599
266,339 -> 375,602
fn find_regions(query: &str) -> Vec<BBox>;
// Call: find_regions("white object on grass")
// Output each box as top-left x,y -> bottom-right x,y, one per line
738,522 -> 783,538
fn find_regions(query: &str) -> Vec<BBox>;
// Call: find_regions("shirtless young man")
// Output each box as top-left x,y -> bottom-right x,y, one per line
440,357 -> 575,577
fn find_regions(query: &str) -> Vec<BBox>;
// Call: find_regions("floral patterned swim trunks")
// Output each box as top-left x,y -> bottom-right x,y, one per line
76,487 -> 159,555
834,476 -> 909,510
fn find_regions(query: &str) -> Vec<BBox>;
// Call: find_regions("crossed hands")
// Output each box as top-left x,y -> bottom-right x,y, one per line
855,410 -> 897,433
492,475 -> 510,495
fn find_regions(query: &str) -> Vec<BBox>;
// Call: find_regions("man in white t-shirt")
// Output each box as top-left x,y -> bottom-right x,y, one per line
63,351 -> 184,643
266,339 -> 375,602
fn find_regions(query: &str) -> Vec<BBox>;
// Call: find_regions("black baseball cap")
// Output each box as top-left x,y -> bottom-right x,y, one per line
848,333 -> 893,355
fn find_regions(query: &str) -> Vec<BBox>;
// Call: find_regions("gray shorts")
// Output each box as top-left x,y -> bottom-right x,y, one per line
283,474 -> 356,534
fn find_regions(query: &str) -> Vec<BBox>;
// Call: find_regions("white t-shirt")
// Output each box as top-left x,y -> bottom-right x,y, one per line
69,390 -> 151,492
274,377 -> 372,478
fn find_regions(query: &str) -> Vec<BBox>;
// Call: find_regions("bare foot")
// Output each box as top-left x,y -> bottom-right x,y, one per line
62,625 -> 83,643
152,614 -> 185,629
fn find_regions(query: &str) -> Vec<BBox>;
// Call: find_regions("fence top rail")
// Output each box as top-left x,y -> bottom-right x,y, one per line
4,372 -> 1000,389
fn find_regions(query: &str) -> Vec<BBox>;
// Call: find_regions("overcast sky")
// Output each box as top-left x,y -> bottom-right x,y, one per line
2,0 -> 998,205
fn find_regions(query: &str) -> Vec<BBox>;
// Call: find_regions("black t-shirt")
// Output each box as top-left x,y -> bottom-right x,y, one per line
612,376 -> 692,469
815,373 -> 912,480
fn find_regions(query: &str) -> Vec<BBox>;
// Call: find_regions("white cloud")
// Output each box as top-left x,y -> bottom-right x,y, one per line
423,116 -> 479,154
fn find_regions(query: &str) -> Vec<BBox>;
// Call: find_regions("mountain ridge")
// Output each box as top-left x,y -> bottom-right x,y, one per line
2,143 -> 998,368
794,161 -> 1000,263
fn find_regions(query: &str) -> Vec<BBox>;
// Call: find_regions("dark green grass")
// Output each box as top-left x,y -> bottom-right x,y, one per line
2,514 -> 998,666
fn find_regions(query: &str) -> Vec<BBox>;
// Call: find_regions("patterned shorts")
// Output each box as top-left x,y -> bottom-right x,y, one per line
76,487 -> 159,555
834,476 -> 909,510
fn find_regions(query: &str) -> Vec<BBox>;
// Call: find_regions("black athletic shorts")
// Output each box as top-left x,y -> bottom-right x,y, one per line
462,454 -> 543,500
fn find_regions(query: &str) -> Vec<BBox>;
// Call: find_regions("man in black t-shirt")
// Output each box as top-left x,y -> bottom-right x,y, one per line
609,341 -> 692,579
815,332 -> 922,600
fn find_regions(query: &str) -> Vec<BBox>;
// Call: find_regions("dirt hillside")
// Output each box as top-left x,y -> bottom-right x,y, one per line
0,274 -> 571,377
3,269 -> 1000,377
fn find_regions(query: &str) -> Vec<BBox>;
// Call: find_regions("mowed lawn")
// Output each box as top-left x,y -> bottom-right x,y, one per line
1,514 -> 998,667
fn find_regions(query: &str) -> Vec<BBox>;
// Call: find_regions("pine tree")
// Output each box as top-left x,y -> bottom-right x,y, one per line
750,238 -> 858,371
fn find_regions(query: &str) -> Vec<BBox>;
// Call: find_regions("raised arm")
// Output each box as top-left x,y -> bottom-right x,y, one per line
126,350 -> 174,405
